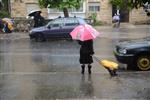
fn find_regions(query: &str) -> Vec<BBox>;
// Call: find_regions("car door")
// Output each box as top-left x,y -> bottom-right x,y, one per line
44,18 -> 64,37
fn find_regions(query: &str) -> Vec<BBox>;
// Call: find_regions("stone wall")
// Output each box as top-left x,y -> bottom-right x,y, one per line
98,0 -> 112,24
13,19 -> 33,32
10,0 -> 26,18
13,19 -> 51,32
129,8 -> 149,24
10,0 -> 47,18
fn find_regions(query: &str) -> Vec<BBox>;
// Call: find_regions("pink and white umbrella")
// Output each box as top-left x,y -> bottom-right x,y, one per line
70,24 -> 101,41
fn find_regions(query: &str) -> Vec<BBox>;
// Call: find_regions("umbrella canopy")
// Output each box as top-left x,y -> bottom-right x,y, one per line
2,18 -> 14,31
70,24 -> 101,41
2,18 -> 14,24
28,10 -> 41,16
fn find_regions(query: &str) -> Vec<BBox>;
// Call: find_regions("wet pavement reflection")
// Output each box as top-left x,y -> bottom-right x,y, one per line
0,39 -> 80,73
0,72 -> 150,100
0,25 -> 150,99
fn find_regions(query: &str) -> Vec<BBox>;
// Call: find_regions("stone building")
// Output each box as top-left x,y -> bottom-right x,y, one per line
10,0 -> 149,24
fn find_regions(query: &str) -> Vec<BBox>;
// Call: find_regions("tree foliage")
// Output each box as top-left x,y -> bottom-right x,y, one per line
0,1 -> 2,10
38,0 -> 83,17
110,0 -> 150,9
0,0 -> 10,18
109,0 -> 150,16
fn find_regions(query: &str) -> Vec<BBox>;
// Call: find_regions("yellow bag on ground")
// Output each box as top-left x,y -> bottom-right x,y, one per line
100,60 -> 118,70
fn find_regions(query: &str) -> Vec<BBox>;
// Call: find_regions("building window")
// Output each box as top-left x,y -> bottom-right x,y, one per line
88,2 -> 100,12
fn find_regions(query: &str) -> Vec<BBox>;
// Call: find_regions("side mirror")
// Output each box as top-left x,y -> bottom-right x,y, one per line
47,25 -> 51,29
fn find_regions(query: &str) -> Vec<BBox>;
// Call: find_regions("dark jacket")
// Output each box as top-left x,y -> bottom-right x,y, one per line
33,14 -> 45,28
3,23 -> 11,33
78,40 -> 94,64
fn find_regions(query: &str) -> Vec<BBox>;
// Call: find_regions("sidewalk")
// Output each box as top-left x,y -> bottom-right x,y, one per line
94,23 -> 137,29
0,32 -> 29,40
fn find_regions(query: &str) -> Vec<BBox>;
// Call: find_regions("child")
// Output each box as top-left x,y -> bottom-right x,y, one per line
78,40 -> 94,74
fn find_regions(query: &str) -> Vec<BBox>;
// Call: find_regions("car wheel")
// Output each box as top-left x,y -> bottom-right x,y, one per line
136,55 -> 150,71
35,33 -> 46,42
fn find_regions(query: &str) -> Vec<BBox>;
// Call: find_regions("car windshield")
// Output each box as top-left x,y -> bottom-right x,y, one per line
46,20 -> 53,27
46,18 -> 64,27
64,18 -> 80,26
45,17 -> 86,28
77,18 -> 86,24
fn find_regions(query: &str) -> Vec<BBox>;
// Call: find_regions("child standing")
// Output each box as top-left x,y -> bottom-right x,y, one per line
78,40 -> 94,74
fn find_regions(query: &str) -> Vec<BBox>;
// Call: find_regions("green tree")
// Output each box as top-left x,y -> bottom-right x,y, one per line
109,0 -> 150,16
0,0 -> 3,10
0,0 -> 10,18
38,0 -> 83,17
110,0 -> 149,9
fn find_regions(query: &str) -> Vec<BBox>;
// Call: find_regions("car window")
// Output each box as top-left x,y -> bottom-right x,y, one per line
64,18 -> 79,26
47,18 -> 64,28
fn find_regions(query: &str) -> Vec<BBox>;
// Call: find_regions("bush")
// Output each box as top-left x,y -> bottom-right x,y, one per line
0,11 -> 10,18
88,13 -> 97,24
88,13 -> 103,26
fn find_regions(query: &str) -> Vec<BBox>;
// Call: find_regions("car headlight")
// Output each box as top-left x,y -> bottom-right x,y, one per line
119,48 -> 127,54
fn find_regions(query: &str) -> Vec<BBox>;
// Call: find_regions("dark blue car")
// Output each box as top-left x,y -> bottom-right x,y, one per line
29,17 -> 87,41
114,36 -> 150,71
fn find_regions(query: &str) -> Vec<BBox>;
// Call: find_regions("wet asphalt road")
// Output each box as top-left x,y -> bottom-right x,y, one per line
0,25 -> 150,100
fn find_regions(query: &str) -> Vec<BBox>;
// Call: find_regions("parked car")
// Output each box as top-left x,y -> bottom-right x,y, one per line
29,17 -> 87,41
114,36 -> 150,71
